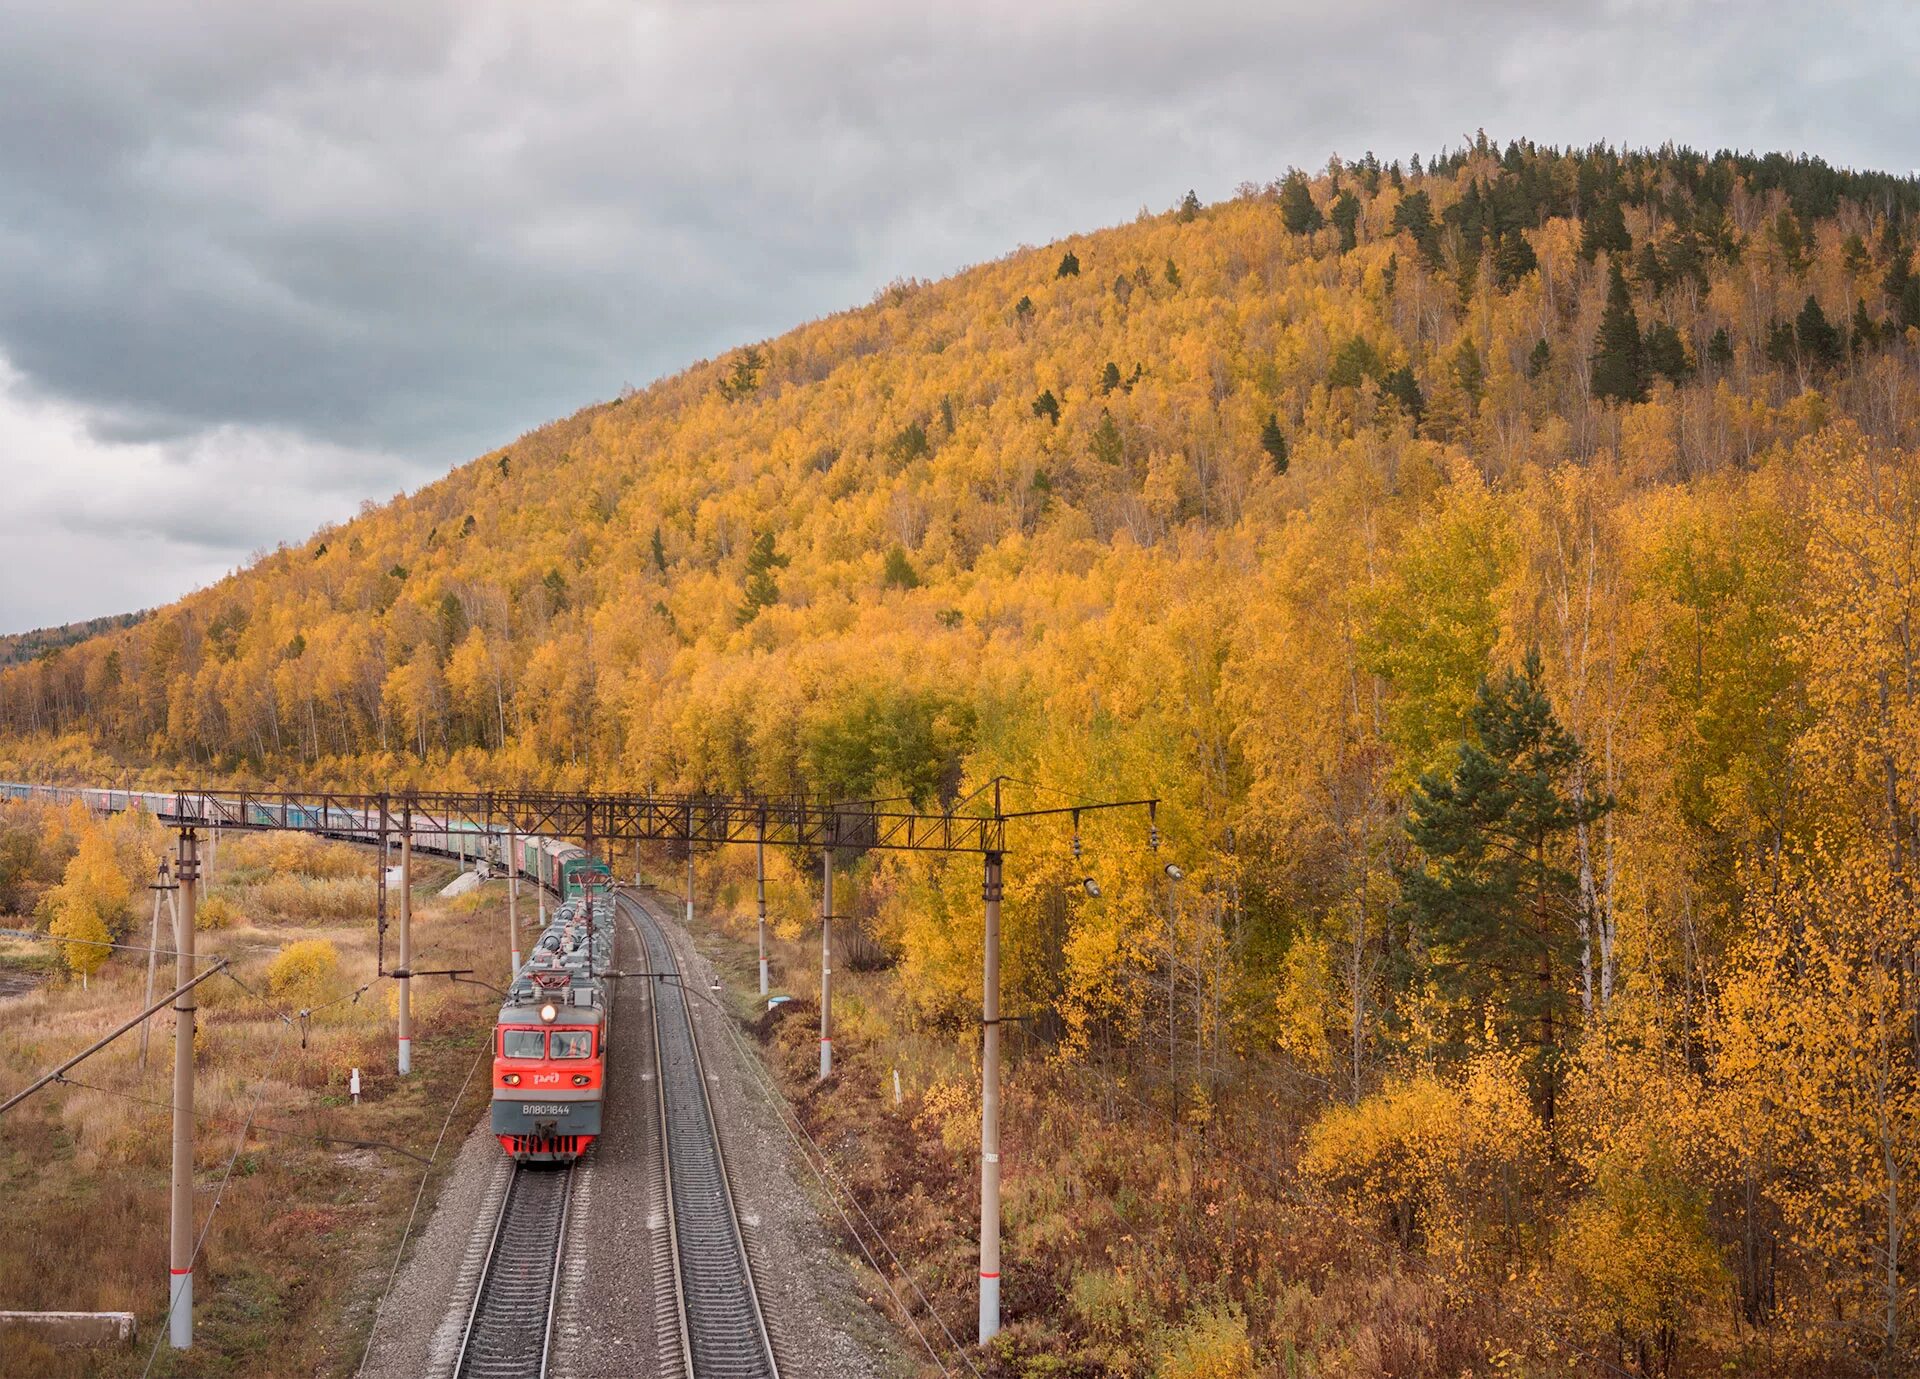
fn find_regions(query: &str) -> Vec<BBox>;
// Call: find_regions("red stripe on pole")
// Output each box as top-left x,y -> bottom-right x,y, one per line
980,1271 -> 1000,1280
170,1267 -> 192,1276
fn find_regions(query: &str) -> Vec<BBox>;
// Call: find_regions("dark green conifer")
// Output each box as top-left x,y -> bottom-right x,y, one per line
1707,326 -> 1735,368
1645,321 -> 1694,384
1579,198 -> 1631,261
735,532 -> 788,626
1100,361 -> 1122,395
1056,251 -> 1080,278
1176,189 -> 1201,222
1330,191 -> 1361,253
1031,390 -> 1060,425
1591,260 -> 1647,403
1494,230 -> 1538,287
1795,294 -> 1842,369
1399,650 -> 1612,1120
652,526 -> 668,574
1259,414 -> 1289,474
1850,298 -> 1879,355
1382,366 -> 1425,420
1279,171 -> 1323,234
1526,338 -> 1552,379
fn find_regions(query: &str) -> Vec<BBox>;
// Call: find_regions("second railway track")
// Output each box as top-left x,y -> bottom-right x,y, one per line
623,889 -> 781,1379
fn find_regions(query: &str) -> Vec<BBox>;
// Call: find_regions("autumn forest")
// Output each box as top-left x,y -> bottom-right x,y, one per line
4,138 -> 1919,1376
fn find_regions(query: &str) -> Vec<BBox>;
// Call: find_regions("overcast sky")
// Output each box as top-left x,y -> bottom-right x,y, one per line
0,1 -> 1914,633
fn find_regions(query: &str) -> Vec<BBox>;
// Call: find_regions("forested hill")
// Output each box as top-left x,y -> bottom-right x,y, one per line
6,138 -> 1920,1366
0,610 -> 146,668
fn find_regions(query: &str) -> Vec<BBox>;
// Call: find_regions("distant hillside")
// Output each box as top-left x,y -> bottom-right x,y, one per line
0,610 -> 145,668
3,137 -> 1919,1367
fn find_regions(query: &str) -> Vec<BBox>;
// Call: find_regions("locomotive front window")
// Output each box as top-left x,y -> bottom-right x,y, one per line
502,1028 -> 546,1058
550,1029 -> 593,1059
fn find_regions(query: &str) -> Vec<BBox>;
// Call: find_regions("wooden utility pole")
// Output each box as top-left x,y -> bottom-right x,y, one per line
168,828 -> 199,1350
978,848 -> 1004,1343
397,808 -> 413,1075
819,849 -> 833,1079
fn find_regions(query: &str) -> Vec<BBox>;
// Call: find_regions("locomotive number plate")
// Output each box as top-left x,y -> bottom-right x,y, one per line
521,1104 -> 568,1116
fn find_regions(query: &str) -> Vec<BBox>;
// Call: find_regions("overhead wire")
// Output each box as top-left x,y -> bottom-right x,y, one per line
621,889 -> 981,1378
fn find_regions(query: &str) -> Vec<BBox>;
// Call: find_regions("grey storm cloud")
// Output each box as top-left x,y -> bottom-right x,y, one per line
0,0 -> 1915,630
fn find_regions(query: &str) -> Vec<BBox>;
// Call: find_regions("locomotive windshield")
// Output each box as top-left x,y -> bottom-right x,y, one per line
550,1030 -> 593,1058
502,1028 -> 547,1058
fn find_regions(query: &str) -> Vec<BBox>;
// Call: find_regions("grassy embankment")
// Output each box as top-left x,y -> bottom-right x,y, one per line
0,831 -> 517,1377
675,851 -> 1569,1379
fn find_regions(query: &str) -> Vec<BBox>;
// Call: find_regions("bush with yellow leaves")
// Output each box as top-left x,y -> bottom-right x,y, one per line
267,938 -> 343,1008
1300,1046 -> 1546,1273
1155,1302 -> 1254,1379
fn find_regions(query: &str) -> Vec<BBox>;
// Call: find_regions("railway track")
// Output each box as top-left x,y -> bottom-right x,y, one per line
453,1161 -> 574,1379
622,891 -> 781,1379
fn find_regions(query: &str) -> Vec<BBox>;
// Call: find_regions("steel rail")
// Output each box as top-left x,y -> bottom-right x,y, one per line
621,892 -> 779,1379
453,1162 -> 575,1379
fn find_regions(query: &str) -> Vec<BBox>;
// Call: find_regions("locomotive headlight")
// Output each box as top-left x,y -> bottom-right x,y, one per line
571,1074 -> 590,1087
502,1073 -> 521,1086
540,1003 -> 558,1023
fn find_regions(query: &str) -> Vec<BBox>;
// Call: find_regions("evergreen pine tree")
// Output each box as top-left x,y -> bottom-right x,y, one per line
1100,361 -> 1122,395
1163,258 -> 1181,288
1330,190 -> 1361,253
1279,171 -> 1323,234
1176,189 -> 1201,222
1494,230 -> 1538,287
1795,294 -> 1842,369
1707,326 -> 1735,368
1056,251 -> 1080,277
1850,298 -> 1879,355
1259,414 -> 1289,474
1399,650 -> 1612,1121
1644,321 -> 1694,384
1031,390 -> 1060,425
1526,338 -> 1552,380
1579,198 -> 1631,261
1765,320 -> 1798,369
1090,410 -> 1124,466
651,527 -> 667,574
1591,260 -> 1647,403
1452,337 -> 1484,402
1382,366 -> 1425,421
736,532 -> 788,626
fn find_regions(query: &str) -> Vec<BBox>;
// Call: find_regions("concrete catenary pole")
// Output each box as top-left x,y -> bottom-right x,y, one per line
756,830 -> 769,997
140,860 -> 173,1069
978,848 -> 1005,1343
506,823 -> 521,979
818,849 -> 833,1079
685,850 -> 695,927
397,807 -> 413,1075
168,827 -> 199,1350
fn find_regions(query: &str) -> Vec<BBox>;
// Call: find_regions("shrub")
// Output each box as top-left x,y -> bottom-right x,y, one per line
267,939 -> 342,1008
1156,1303 -> 1253,1379
196,894 -> 240,930
1301,1047 -> 1545,1271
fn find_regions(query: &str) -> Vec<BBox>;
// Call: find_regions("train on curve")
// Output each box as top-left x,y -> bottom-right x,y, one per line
0,782 -> 620,1164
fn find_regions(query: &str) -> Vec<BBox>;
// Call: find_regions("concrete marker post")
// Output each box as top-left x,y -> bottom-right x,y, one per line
978,848 -> 1004,1344
819,849 -> 833,1079
397,807 -> 413,1075
506,823 -> 521,979
168,827 -> 199,1351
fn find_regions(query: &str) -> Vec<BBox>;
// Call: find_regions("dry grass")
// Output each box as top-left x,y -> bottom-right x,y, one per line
0,838 -> 523,1377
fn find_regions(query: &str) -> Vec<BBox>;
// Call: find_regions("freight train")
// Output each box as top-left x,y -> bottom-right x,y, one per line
0,782 -> 619,1164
